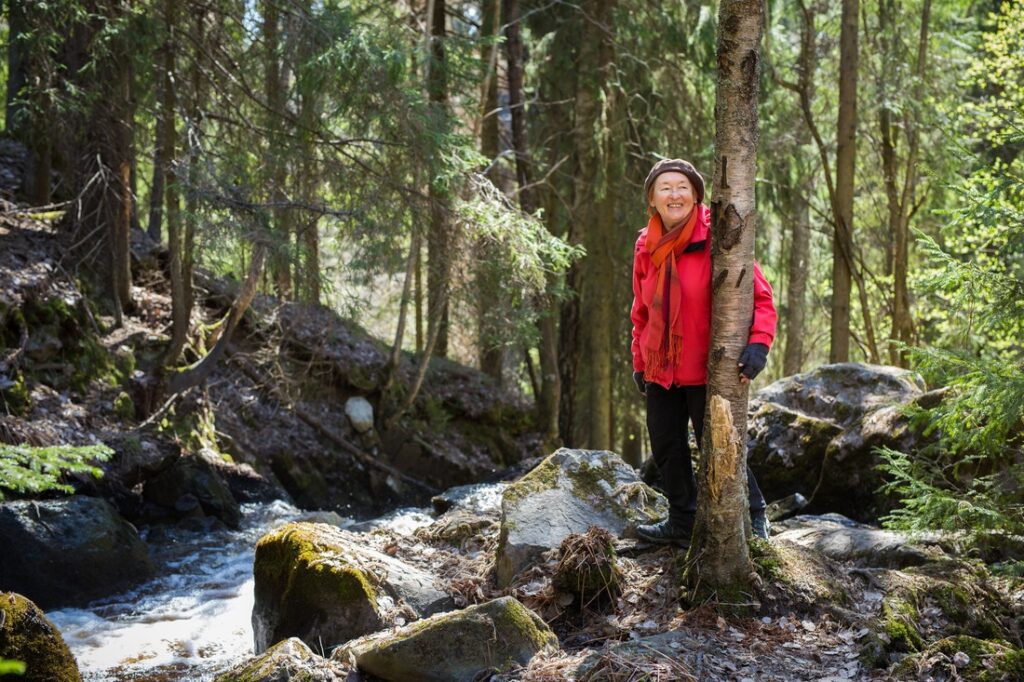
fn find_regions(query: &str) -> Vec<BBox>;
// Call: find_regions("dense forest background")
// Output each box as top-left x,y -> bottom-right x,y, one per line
1,0 -> 1022,535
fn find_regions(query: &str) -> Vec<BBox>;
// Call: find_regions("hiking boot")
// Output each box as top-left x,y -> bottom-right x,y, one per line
751,510 -> 771,540
637,515 -> 694,546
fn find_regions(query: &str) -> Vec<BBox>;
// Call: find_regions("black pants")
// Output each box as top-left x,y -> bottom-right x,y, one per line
646,383 -> 766,522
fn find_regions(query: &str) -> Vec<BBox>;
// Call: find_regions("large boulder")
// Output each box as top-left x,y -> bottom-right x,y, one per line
495,448 -> 666,587
0,592 -> 81,682
252,522 -> 453,654
214,637 -> 341,682
333,596 -> 557,682
747,363 -> 927,520
142,454 -> 242,528
773,514 -> 946,568
0,496 -> 154,608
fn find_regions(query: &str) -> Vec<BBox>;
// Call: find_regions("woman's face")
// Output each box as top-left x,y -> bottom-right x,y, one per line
650,171 -> 695,229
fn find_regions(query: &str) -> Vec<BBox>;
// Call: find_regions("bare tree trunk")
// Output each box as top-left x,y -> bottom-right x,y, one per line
831,0 -> 859,363
148,73 -> 166,243
783,170 -> 810,376
477,0 -> 503,382
685,0 -> 763,607
888,0 -> 930,366
426,0 -> 450,358
162,0 -> 189,367
382,229 -> 422,397
574,0 -> 617,450
263,0 -> 292,299
168,243 -> 267,395
62,0 -> 134,318
507,0 -> 559,442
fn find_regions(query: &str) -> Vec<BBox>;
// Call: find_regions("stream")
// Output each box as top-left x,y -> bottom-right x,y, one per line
47,499 -> 439,681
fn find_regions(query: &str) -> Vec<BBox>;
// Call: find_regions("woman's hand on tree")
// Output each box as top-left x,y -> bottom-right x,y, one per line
738,343 -> 769,383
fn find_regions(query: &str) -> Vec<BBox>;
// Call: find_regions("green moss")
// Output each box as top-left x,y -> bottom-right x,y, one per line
882,596 -> 925,652
566,460 -> 616,500
1,372 -> 32,416
749,538 -> 785,582
255,524 -> 379,611
490,597 -> 558,651
503,458 -> 560,507
113,391 -> 135,420
0,592 -> 81,681
893,636 -> 1022,681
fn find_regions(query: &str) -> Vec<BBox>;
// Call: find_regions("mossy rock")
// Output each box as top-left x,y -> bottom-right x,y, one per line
214,637 -> 339,682
891,636 -> 1024,681
496,448 -> 666,587
862,559 -> 1016,668
252,522 -> 452,654
334,597 -> 557,682
0,592 -> 81,682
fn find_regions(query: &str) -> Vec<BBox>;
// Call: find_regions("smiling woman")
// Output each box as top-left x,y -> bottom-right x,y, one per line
629,158 -> 778,547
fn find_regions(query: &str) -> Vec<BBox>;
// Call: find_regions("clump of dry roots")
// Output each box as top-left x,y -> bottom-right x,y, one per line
552,527 -> 622,610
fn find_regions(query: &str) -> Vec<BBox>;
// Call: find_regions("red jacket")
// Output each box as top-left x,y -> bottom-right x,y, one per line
630,204 -> 777,387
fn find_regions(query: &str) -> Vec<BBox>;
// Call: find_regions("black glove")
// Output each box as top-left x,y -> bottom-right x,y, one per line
633,371 -> 647,396
738,343 -> 769,381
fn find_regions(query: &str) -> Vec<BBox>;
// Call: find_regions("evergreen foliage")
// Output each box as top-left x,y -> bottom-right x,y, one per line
0,444 -> 114,500
878,166 -> 1023,537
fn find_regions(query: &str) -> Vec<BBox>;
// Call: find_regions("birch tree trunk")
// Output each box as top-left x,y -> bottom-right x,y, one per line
685,0 -> 764,608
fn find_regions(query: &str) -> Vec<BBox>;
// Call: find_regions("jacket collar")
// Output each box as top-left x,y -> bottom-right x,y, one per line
683,205 -> 710,252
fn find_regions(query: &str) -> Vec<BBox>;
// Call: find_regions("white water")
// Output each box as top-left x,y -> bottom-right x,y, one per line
47,500 -> 439,681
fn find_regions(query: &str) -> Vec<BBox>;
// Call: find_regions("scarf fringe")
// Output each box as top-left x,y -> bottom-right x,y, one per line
643,333 -> 684,382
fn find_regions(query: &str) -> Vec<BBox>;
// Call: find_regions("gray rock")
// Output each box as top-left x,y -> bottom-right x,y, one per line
214,637 -> 340,682
143,454 -> 242,528
252,522 -> 453,653
0,497 -> 155,608
773,514 -> 945,568
747,363 -> 928,521
495,448 -> 666,587
344,396 -> 374,433
334,596 -> 557,682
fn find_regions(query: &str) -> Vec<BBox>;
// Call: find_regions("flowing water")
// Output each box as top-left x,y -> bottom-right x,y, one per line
46,499 -> 441,681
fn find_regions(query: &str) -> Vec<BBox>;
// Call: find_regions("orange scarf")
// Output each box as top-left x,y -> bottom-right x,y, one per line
643,208 -> 699,381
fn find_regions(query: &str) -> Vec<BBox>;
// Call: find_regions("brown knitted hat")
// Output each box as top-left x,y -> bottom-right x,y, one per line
644,159 -> 705,205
